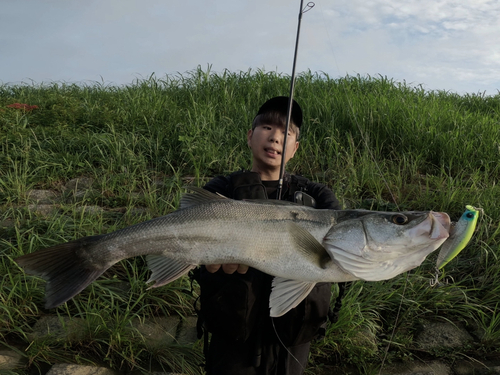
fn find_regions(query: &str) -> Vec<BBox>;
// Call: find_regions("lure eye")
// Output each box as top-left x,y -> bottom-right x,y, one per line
466,212 -> 475,219
391,214 -> 408,225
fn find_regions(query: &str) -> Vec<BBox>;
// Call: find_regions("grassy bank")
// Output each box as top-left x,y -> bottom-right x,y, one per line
1,67 -> 499,374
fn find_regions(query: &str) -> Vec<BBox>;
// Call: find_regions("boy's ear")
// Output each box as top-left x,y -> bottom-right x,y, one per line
247,129 -> 253,148
291,141 -> 300,157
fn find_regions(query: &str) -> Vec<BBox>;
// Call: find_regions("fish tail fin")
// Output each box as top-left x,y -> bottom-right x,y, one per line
15,235 -> 108,309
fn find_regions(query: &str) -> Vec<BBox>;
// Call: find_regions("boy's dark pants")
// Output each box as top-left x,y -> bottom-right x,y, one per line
206,332 -> 310,375
200,269 -> 331,375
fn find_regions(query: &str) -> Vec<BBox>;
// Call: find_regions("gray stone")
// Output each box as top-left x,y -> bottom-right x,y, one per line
0,218 -> 15,228
453,359 -> 500,375
0,349 -> 26,370
65,178 -> 95,191
176,316 -> 198,345
415,321 -> 474,350
46,363 -> 118,375
29,316 -> 87,342
64,178 -> 98,202
132,316 -> 179,348
27,203 -> 59,216
27,189 -> 60,204
129,372 -> 185,375
129,192 -> 145,201
74,205 -> 104,214
380,360 -> 450,375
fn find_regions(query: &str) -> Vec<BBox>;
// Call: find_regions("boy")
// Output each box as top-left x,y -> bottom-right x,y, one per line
197,96 -> 341,374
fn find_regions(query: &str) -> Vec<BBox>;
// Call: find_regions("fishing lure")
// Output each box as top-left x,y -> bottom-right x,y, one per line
436,205 -> 481,270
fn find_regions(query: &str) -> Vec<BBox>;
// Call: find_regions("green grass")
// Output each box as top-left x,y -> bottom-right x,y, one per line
1,67 -> 500,374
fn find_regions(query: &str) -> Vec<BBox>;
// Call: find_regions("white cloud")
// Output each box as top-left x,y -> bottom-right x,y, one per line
0,0 -> 498,94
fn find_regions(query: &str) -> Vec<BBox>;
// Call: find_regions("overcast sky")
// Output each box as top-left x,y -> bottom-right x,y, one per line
1,0 -> 499,96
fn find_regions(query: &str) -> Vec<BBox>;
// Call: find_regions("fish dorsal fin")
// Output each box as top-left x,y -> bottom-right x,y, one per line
243,199 -> 301,206
146,255 -> 196,288
270,277 -> 316,317
287,222 -> 332,268
180,186 -> 228,209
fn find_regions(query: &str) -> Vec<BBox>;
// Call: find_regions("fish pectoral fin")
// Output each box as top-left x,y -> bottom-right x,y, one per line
146,255 -> 197,288
180,186 -> 228,209
270,277 -> 316,317
287,222 -> 332,268
329,246 -> 430,281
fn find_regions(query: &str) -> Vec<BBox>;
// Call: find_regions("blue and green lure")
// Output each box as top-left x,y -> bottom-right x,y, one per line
436,205 -> 481,270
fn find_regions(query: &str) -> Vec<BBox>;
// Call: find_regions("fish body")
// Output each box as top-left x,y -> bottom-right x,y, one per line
16,188 -> 451,317
436,205 -> 480,269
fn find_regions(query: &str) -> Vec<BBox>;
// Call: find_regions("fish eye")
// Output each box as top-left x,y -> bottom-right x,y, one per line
391,214 -> 408,225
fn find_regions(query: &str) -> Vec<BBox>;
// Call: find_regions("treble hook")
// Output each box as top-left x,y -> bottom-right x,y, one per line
429,268 -> 441,287
430,267 -> 454,287
303,2 -> 315,13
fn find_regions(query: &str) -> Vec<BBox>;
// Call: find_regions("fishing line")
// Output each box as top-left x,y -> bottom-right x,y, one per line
273,1 -> 316,369
271,317 -> 305,371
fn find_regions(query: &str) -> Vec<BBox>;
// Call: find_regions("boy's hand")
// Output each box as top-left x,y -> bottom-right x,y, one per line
206,264 -> 249,274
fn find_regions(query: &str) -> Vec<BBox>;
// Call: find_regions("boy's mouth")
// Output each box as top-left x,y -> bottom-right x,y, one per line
264,147 -> 281,156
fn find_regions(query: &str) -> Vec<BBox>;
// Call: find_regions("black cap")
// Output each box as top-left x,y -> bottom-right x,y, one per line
255,96 -> 303,128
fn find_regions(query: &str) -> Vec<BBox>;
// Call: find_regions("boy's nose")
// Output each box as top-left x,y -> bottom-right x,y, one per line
269,129 -> 283,143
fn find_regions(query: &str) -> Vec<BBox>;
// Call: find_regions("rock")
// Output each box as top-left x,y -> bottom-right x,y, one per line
415,321 -> 474,350
29,316 -> 87,342
0,218 -> 15,228
65,178 -> 94,191
74,205 -> 104,214
132,316 -> 180,348
131,315 -> 199,348
381,360 -> 450,375
64,178 -> 98,202
27,204 -> 58,216
453,359 -> 500,375
46,363 -> 118,375
0,349 -> 26,371
176,316 -> 198,345
27,189 -> 60,204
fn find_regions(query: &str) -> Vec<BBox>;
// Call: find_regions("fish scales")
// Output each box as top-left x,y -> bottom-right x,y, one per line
103,199 -> 337,280
15,187 -> 453,316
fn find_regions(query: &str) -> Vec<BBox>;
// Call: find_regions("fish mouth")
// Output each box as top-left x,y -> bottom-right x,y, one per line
429,212 -> 451,240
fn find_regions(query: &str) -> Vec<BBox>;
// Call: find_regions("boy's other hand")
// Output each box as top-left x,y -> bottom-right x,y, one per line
206,264 -> 249,274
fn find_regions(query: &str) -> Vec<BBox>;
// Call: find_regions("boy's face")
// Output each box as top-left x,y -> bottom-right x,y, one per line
247,122 -> 299,175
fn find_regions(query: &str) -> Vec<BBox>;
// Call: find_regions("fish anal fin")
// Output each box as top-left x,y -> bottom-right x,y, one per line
270,277 -> 316,317
287,222 -> 332,268
146,255 -> 196,288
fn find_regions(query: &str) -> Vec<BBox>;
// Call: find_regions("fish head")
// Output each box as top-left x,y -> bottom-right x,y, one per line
323,210 -> 451,281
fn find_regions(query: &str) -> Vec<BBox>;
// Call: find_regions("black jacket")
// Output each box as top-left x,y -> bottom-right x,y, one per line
197,171 -> 341,374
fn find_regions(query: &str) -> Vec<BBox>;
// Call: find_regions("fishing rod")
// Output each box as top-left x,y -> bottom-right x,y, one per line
276,0 -> 315,200
270,2 -> 317,369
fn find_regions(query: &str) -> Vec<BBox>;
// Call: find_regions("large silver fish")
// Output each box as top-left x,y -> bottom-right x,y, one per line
16,188 -> 451,317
